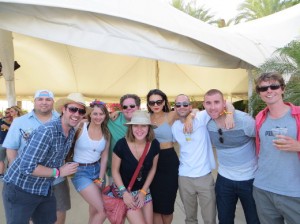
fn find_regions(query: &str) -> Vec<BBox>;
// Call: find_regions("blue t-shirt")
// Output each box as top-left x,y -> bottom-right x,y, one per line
3,110 -> 59,154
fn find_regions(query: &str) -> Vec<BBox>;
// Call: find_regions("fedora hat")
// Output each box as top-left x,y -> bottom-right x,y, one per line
124,110 -> 157,128
55,93 -> 86,114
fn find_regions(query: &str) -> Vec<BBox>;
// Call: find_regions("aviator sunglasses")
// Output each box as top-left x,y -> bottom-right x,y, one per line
175,102 -> 190,108
66,106 -> 86,115
148,100 -> 164,106
256,84 -> 283,93
218,128 -> 224,144
122,104 -> 136,110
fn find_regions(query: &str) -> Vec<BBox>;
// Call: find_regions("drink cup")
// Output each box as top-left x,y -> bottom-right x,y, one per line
271,127 -> 288,144
184,132 -> 192,142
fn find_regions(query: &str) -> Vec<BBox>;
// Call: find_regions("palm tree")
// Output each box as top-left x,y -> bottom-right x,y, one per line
235,0 -> 300,23
170,0 -> 218,25
250,40 -> 300,116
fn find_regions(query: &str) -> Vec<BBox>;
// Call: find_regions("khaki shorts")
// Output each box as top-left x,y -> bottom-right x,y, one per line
53,178 -> 71,211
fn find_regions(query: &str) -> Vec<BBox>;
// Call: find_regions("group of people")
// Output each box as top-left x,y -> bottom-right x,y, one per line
0,71 -> 299,224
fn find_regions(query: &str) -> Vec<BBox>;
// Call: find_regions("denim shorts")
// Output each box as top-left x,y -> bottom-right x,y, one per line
71,162 -> 100,192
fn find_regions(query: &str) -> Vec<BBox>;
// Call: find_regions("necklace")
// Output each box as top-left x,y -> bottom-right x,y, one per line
151,113 -> 164,124
134,141 -> 146,181
90,139 -> 100,152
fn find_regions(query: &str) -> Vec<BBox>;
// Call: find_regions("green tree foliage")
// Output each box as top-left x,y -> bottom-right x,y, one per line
235,0 -> 300,23
250,40 -> 300,116
170,0 -> 218,25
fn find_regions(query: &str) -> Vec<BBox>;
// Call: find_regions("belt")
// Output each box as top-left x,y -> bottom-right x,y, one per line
78,161 -> 99,166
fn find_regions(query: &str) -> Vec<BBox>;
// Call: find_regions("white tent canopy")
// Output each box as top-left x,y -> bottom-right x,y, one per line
0,0 -> 299,103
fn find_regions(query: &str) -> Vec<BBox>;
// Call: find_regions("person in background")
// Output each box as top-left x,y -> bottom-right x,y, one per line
203,89 -> 260,224
253,72 -> 300,224
107,94 -> 141,184
0,108 -> 12,180
2,92 -> 86,224
112,110 -> 159,224
3,90 -> 71,224
9,105 -> 24,118
71,100 -> 110,224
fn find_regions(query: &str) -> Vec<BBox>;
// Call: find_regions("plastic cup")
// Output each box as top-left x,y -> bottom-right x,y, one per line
271,127 -> 288,144
184,133 -> 192,142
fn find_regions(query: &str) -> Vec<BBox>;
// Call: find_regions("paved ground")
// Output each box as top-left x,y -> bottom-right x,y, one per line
0,147 -> 247,223
0,175 -> 246,224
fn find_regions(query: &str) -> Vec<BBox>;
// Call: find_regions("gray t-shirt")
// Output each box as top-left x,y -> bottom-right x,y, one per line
207,110 -> 257,181
254,109 -> 300,197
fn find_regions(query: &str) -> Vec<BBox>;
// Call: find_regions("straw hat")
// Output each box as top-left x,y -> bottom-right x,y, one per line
55,93 -> 86,113
124,110 -> 157,128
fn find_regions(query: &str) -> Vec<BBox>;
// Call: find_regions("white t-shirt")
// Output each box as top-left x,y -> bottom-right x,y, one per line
172,111 -> 216,177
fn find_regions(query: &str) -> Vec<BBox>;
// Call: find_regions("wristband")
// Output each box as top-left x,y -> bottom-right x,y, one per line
54,168 -> 60,178
118,185 -> 126,191
140,189 -> 147,196
52,168 -> 56,177
93,179 -> 101,184
220,110 -> 232,116
93,178 -> 103,184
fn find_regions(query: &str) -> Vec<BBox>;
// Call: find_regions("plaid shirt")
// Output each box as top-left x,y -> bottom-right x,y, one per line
3,118 -> 75,196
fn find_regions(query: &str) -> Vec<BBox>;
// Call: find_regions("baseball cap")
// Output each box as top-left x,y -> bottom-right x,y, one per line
34,90 -> 54,100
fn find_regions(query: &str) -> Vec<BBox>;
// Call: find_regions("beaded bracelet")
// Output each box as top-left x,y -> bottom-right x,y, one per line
139,189 -> 147,196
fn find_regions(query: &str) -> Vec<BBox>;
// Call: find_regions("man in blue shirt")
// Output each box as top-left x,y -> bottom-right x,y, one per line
2,92 -> 86,224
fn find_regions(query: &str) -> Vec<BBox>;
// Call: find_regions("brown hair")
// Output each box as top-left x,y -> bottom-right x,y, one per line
120,94 -> 141,107
255,72 -> 285,93
204,89 -> 224,99
87,104 -> 110,141
10,106 -> 23,117
126,125 -> 155,142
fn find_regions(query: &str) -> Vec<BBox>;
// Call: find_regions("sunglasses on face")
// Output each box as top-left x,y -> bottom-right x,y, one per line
218,128 -> 224,144
256,84 -> 282,92
148,100 -> 164,107
122,104 -> 136,110
175,102 -> 190,108
66,106 -> 86,115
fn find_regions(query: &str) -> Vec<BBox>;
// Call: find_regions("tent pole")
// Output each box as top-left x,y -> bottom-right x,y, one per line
0,29 -> 16,106
248,69 -> 253,116
155,60 -> 159,89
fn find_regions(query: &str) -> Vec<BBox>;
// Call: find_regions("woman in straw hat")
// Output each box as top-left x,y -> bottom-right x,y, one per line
71,100 -> 110,224
112,110 -> 160,224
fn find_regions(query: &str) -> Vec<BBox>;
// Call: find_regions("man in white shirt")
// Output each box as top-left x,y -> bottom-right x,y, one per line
172,94 -> 216,224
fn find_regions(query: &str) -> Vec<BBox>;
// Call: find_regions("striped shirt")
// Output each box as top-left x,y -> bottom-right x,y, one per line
3,118 -> 75,196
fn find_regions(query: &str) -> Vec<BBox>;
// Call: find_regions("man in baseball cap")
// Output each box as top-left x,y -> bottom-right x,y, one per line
2,92 -> 86,224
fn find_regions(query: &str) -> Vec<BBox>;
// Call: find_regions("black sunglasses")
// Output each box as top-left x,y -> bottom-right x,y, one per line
175,102 -> 190,108
122,104 -> 136,110
66,106 -> 86,115
148,100 -> 164,107
218,128 -> 224,144
256,84 -> 282,92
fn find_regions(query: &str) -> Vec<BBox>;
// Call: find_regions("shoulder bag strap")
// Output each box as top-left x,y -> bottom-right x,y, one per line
127,141 -> 150,191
